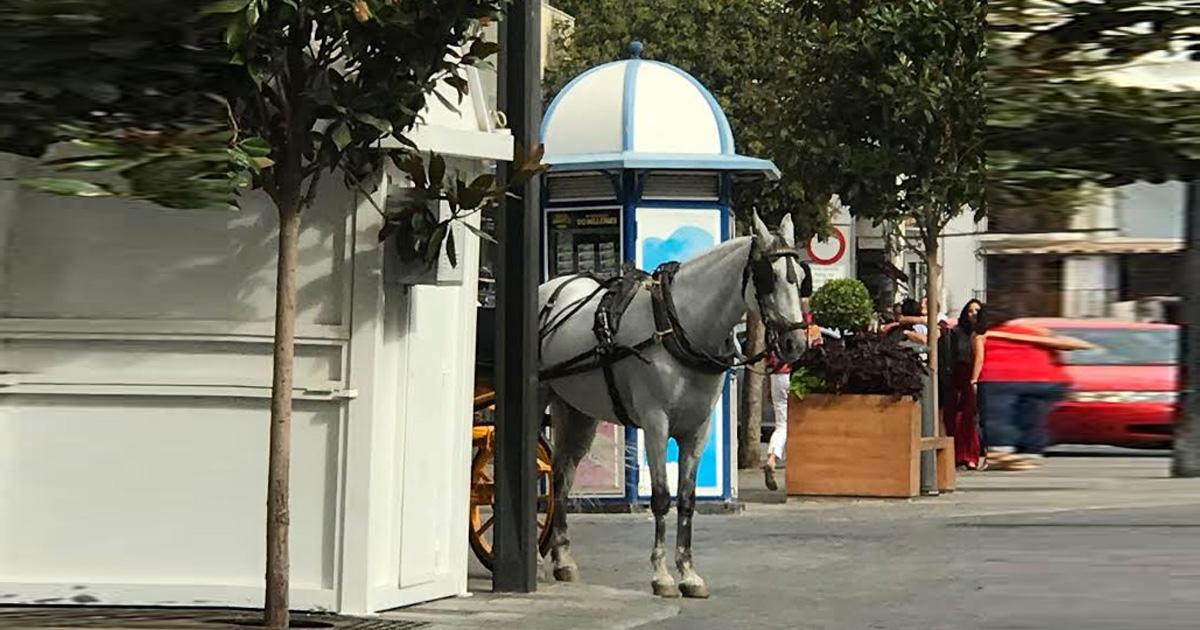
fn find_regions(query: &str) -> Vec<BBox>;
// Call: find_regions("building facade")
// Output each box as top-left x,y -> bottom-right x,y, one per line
0,65 -> 510,614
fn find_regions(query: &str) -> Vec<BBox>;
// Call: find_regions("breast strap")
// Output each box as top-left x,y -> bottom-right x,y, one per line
538,262 -> 738,426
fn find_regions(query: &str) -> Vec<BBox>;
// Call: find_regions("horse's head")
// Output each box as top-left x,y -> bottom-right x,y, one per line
746,212 -> 811,363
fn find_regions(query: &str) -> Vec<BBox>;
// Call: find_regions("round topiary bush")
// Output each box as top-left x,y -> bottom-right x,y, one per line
809,278 -> 874,333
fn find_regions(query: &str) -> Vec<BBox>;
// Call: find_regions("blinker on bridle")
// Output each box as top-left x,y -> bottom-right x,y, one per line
744,234 -> 810,346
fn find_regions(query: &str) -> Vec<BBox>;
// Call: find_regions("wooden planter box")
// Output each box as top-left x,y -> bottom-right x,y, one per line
785,394 -> 954,498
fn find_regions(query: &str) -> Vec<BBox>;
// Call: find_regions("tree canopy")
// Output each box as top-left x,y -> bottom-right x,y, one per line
987,0 -> 1200,224
0,0 -> 539,262
545,0 -> 830,235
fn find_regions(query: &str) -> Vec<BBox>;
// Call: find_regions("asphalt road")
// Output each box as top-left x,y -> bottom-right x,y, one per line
532,456 -> 1200,630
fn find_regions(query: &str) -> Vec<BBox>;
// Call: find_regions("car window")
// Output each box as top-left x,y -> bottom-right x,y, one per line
1052,328 -> 1177,366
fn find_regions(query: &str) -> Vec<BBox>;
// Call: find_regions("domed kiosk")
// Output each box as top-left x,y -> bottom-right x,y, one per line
541,42 -> 778,508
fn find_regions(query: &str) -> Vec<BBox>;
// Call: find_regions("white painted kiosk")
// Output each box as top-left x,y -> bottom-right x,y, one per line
0,67 -> 508,615
539,43 -> 778,508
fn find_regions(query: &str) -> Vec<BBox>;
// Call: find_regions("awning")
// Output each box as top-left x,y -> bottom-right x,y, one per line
544,151 -> 781,180
980,238 -> 1182,256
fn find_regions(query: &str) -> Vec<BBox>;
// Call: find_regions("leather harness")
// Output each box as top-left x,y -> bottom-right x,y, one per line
538,235 -> 807,426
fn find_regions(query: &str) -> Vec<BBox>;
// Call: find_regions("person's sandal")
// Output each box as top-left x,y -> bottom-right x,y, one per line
989,456 -> 1035,471
763,465 -> 778,491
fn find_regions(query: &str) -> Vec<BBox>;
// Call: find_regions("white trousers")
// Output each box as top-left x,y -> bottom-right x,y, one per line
767,373 -> 790,461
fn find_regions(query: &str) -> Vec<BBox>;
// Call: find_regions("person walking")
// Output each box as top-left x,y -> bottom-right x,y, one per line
941,299 -> 984,469
762,352 -> 791,491
972,306 -> 1094,470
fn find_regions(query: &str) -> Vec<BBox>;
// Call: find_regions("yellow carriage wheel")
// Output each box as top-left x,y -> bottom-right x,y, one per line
468,432 -> 555,571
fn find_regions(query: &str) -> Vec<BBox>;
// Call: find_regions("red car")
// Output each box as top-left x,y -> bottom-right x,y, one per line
1020,318 -> 1177,449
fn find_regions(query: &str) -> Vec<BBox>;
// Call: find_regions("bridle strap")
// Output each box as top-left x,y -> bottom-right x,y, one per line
743,235 -> 809,358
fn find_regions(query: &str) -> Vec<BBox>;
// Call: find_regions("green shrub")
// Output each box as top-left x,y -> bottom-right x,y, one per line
794,333 -> 927,398
809,278 -> 874,333
789,366 -> 825,400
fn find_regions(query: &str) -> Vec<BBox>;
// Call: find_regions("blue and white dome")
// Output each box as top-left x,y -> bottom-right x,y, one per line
540,45 -> 779,177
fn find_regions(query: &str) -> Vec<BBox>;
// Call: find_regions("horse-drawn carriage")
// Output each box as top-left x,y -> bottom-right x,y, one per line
468,307 -> 555,570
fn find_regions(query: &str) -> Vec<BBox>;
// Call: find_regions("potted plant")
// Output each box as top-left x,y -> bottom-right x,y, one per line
787,279 -> 939,498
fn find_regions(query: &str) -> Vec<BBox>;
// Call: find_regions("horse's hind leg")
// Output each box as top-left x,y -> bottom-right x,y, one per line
642,420 -> 680,598
548,395 -> 599,582
674,420 -> 712,599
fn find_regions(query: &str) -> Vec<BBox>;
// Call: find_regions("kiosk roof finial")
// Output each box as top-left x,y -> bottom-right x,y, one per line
626,40 -> 645,59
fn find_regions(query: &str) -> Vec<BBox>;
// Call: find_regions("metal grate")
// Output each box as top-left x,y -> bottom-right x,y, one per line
547,174 -> 615,202
0,608 -> 430,630
642,173 -> 720,200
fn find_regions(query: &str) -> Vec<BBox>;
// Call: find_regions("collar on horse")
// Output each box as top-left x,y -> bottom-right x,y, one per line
538,234 -> 807,425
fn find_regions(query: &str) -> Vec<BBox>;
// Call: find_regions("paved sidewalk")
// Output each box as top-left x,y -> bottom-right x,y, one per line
1,453 -> 1192,630
559,453 -> 1200,630
0,581 -> 678,630
380,581 -> 678,630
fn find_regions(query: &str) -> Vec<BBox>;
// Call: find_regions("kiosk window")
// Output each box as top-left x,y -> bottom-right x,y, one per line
546,209 -> 621,279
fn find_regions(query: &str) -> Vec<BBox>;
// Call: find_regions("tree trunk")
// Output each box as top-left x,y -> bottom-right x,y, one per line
265,204 -> 300,629
1175,180 -> 1200,477
738,313 -> 766,469
925,245 -> 942,435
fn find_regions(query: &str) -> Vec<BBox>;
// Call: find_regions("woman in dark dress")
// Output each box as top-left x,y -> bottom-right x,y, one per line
941,299 -> 983,469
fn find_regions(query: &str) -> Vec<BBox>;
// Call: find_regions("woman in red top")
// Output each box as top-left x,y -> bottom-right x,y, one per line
972,306 -> 1094,471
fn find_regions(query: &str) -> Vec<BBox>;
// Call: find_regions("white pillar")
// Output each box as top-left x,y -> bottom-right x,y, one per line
1063,255 -> 1118,317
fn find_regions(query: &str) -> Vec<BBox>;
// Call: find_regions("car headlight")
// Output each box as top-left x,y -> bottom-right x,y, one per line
1069,391 -> 1177,404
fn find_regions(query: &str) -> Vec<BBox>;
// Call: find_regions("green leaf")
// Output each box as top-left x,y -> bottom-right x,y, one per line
379,220 -> 400,243
200,0 -> 253,15
464,220 -> 498,244
330,122 -> 351,151
445,231 -> 457,268
458,179 -> 484,209
429,153 -> 446,187
241,137 -> 272,157
424,223 -> 448,263
445,75 -> 470,97
470,173 -> 497,193
245,0 -> 260,28
19,178 -> 112,198
355,113 -> 393,135
396,154 -> 428,188
225,13 -> 251,49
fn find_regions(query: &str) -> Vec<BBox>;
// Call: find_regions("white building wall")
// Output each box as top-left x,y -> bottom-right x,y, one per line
939,212 -> 986,313
0,70 -> 505,614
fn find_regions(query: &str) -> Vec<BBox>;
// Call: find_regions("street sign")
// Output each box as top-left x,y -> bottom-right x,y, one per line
807,227 -> 847,265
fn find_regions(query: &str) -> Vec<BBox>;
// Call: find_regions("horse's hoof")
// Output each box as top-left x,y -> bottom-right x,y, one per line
652,581 -> 681,598
680,582 -> 710,599
553,566 -> 580,582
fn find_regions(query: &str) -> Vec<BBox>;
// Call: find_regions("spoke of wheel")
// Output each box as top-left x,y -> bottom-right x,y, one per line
479,515 -> 495,534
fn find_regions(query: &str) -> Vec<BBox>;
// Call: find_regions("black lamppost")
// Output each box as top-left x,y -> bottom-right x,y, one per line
493,0 -> 543,591
1175,180 -> 1200,478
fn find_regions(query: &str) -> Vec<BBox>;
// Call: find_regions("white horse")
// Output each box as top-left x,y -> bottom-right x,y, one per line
538,213 -> 809,599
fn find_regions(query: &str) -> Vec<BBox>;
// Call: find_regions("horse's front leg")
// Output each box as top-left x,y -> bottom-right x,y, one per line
675,419 -> 712,599
548,398 -> 599,582
642,422 -> 680,598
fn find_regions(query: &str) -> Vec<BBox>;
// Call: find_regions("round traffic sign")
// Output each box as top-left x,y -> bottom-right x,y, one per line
807,228 -> 847,265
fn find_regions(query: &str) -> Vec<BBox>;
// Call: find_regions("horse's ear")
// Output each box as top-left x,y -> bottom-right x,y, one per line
751,211 -> 772,242
778,214 -> 796,247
